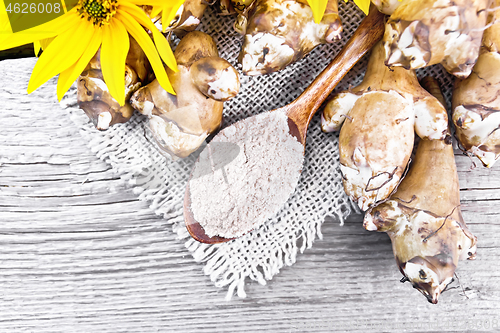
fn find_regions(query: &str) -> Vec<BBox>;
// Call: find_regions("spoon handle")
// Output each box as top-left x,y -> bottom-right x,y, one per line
285,5 -> 385,140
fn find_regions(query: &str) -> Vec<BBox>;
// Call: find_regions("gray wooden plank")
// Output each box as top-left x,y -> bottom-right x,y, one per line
0,55 -> 499,333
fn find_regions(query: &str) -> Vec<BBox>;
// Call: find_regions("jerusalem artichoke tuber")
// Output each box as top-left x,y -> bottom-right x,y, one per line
77,36 -> 152,131
237,0 -> 342,75
383,0 -> 490,78
452,0 -> 500,167
363,116 -> 477,304
371,0 -> 402,15
363,77 -> 477,304
321,41 -> 448,211
363,137 -> 477,303
163,0 -> 208,36
130,31 -> 240,159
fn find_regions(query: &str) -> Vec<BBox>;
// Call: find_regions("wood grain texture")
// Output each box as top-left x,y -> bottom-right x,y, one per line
0,58 -> 499,333
0,44 -> 35,61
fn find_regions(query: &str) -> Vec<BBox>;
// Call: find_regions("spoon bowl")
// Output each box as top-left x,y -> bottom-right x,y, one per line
184,6 -> 386,244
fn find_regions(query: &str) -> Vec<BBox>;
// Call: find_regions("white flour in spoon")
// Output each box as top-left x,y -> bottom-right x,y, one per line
189,110 -> 305,238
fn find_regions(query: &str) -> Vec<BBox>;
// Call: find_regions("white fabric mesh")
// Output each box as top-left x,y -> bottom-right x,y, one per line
63,1 -> 456,300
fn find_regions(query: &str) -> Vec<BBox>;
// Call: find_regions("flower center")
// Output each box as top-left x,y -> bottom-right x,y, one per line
78,0 -> 117,26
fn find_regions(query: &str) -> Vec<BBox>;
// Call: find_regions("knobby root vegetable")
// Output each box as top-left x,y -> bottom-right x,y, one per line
217,0 -> 255,16
217,0 -> 235,15
452,0 -> 500,167
237,0 -> 342,75
163,0 -> 208,36
371,0 -> 403,15
77,36 -> 152,131
230,0 -> 258,33
321,41 -> 448,211
130,31 -> 240,159
363,105 -> 477,303
364,137 -> 477,303
383,0 -> 490,78
364,77 -> 477,304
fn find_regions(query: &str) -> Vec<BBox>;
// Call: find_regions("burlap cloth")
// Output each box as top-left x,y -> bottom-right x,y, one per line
62,1 -> 455,300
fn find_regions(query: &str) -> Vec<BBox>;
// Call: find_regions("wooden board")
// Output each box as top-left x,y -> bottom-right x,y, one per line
0,58 -> 499,333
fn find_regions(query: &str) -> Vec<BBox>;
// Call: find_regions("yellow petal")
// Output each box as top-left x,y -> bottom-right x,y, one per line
162,4 -> 183,33
116,10 -> 175,95
27,16 -> 94,94
306,0 -> 328,23
353,0 -> 370,15
57,27 -> 102,101
33,37 -> 54,57
100,19 -> 130,106
0,10 -> 76,51
150,7 -> 162,18
40,37 -> 55,49
33,41 -> 41,57
119,2 -> 177,72
0,0 -> 13,34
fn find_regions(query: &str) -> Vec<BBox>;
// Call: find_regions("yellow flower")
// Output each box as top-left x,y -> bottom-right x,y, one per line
0,0 -> 186,105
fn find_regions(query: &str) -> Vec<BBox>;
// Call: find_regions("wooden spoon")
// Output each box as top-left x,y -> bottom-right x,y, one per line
184,6 -> 386,244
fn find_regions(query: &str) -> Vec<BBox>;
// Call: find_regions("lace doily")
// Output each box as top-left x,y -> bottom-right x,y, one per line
63,1 -> 456,300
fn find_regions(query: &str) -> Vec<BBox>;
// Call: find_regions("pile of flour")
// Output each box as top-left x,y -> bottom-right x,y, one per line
189,110 -> 305,238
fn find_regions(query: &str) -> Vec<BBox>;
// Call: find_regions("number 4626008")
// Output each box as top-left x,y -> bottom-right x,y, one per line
5,2 -> 61,14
